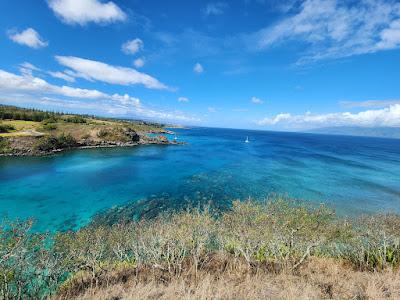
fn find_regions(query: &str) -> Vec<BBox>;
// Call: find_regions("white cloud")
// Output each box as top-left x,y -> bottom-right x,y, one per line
208,107 -> 216,113
154,29 -> 222,59
204,2 -> 228,16
1,94 -> 200,123
19,62 -> 40,71
251,96 -> 264,104
377,19 -> 400,50
340,99 -> 400,108
48,71 -> 76,82
8,28 -> 48,49
19,62 -> 41,76
19,62 -> 74,83
252,0 -> 400,63
0,69 -> 139,106
193,63 -> 204,74
0,68 -> 199,123
55,55 -> 168,90
48,0 -> 126,25
134,107 -> 200,123
122,38 -> 143,55
178,97 -> 189,102
257,105 -> 400,128
133,57 -> 145,68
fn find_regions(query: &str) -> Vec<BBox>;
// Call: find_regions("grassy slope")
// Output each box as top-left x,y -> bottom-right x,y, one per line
0,120 -> 39,136
1,199 -> 399,299
0,106 -> 167,155
0,117 -> 164,138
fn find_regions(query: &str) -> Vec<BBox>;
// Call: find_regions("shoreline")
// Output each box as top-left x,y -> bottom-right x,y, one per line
0,105 -> 182,158
0,139 -> 185,157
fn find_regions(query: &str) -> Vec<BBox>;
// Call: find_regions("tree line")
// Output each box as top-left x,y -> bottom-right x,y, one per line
0,105 -> 62,122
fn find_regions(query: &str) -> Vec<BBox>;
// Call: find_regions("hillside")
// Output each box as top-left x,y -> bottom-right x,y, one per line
0,105 -> 176,156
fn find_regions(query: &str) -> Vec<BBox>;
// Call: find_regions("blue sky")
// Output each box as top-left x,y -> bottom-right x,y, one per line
1,0 -> 400,130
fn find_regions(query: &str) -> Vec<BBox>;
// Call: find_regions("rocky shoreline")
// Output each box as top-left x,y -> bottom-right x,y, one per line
0,105 -> 186,157
0,134 -> 185,157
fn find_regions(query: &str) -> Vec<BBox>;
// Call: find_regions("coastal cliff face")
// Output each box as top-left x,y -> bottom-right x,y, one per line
0,105 -> 180,156
0,128 -> 179,156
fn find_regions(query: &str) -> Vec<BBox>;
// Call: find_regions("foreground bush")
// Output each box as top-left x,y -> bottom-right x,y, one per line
0,199 -> 399,299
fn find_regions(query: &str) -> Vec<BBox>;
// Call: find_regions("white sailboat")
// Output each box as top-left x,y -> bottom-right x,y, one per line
245,136 -> 249,143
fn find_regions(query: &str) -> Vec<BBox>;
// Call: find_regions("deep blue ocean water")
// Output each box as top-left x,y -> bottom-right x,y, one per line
1,127 -> 400,231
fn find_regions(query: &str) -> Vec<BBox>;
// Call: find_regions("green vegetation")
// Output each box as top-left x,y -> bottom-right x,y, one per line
0,124 -> 15,133
34,134 -> 78,152
0,137 -> 10,154
0,198 -> 399,299
0,105 -> 169,155
0,105 -> 60,122
41,123 -> 58,131
63,116 -> 87,124
96,128 -> 109,138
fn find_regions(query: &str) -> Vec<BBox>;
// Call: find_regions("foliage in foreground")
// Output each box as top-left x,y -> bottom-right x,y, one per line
0,199 -> 400,299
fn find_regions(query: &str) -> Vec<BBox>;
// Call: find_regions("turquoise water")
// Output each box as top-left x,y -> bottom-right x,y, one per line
1,127 -> 400,231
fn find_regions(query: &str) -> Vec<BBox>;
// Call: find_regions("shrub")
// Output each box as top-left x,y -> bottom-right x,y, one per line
42,123 -> 57,131
0,137 -> 10,153
97,129 -> 109,138
57,134 -> 77,148
42,116 -> 58,124
1,198 -> 400,299
64,116 -> 87,123
34,133 -> 77,152
0,124 -> 15,133
0,219 -> 62,299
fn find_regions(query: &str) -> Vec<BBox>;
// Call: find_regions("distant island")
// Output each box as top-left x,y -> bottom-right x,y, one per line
0,105 -> 179,156
308,126 -> 400,139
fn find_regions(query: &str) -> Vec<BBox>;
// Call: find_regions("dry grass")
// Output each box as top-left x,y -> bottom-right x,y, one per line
62,257 -> 400,300
0,120 -> 39,130
0,120 -> 40,137
0,117 -> 163,139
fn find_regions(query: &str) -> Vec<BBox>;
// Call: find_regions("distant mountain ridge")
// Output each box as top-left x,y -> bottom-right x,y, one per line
307,126 -> 400,139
